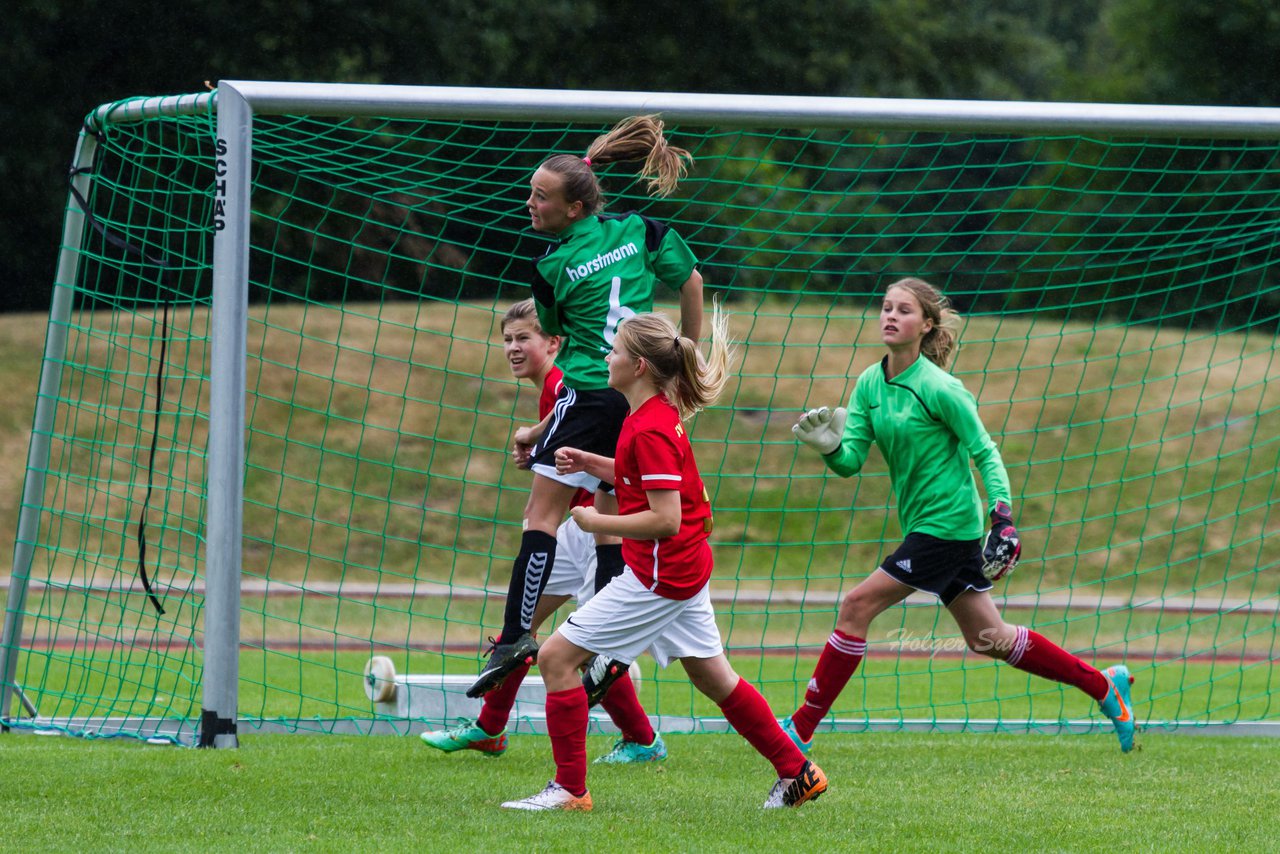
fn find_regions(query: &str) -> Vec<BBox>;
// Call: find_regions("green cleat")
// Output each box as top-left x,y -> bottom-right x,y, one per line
1099,664 -> 1137,753
780,716 -> 812,755
420,719 -> 508,756
593,733 -> 667,764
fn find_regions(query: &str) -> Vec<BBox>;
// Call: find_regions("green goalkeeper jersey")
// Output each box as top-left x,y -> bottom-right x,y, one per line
532,212 -> 697,390
823,354 -> 1011,541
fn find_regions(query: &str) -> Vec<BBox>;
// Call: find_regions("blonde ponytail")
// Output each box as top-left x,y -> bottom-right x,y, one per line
539,114 -> 692,215
615,301 -> 733,419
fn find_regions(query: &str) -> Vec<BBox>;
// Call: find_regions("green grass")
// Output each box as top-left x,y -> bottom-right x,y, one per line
2,730 -> 1277,852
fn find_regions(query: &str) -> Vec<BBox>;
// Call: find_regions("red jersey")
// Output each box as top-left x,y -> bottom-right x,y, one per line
538,366 -> 565,422
541,366 -> 592,510
613,394 -> 713,600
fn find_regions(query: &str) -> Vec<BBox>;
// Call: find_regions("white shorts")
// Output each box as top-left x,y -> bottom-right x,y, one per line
556,568 -> 724,668
542,517 -> 597,603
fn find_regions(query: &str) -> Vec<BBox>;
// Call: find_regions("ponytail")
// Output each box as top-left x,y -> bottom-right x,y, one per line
585,115 -> 691,198
539,115 -> 692,216
615,301 -> 733,420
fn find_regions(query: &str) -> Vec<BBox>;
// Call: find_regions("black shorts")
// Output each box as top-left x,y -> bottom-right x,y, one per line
878,532 -> 991,606
529,385 -> 629,492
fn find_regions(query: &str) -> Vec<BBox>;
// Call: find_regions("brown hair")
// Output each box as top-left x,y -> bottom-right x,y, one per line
500,298 -> 540,332
539,115 -> 692,216
886,277 -> 961,368
614,301 -> 733,419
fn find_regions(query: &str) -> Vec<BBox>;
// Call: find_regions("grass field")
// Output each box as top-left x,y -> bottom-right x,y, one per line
3,730 -> 1278,852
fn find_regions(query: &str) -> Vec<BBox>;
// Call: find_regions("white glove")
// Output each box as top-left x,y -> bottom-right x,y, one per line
792,406 -> 847,456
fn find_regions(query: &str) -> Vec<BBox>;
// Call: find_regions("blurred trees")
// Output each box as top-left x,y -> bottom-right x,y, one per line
2,0 -> 1277,312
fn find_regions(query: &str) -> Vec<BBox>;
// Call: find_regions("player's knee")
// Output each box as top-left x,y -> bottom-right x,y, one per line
522,508 -> 561,535
684,667 -> 714,697
535,635 -> 581,680
838,588 -> 878,626
966,625 -> 1016,659
682,656 -> 737,704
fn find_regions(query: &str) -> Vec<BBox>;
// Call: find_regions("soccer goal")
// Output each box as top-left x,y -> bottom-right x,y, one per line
2,82 -> 1277,747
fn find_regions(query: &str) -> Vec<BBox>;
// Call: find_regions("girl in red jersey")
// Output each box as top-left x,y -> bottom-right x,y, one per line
500,305 -> 827,812
421,300 -> 664,764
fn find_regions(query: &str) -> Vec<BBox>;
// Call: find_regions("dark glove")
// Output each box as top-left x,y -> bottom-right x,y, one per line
981,500 -> 1021,581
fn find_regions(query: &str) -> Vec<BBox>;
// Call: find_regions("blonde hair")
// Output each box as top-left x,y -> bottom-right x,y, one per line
886,277 -> 961,368
539,115 -> 692,215
614,301 -> 733,420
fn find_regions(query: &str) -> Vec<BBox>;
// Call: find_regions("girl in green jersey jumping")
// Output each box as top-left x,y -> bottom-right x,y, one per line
467,117 -> 705,712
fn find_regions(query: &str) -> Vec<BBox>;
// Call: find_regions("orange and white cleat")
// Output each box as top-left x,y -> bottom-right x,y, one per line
763,759 -> 828,808
501,781 -> 593,811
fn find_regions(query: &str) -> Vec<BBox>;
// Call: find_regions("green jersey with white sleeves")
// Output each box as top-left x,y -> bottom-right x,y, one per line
531,212 -> 697,390
822,354 -> 1011,541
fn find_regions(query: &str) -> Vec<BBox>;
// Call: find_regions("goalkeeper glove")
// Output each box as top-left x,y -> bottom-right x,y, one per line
982,500 -> 1021,581
792,406 -> 847,456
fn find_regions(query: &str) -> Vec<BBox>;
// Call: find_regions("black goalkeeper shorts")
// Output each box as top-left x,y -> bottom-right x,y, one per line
878,532 -> 991,606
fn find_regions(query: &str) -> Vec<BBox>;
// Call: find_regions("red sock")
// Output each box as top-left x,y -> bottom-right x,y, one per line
476,662 -> 530,736
599,672 -> 655,746
719,678 -> 807,779
1006,626 -> 1109,701
791,630 -> 866,741
546,687 -> 589,796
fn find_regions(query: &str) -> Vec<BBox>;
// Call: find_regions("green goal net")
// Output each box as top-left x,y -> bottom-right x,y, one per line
2,86 -> 1277,745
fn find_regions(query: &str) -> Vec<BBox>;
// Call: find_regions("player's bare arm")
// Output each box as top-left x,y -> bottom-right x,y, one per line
571,488 -> 680,539
553,446 -> 614,483
678,269 -> 704,342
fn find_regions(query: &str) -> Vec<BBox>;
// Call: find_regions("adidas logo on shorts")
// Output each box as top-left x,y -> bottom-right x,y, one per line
896,558 -> 912,573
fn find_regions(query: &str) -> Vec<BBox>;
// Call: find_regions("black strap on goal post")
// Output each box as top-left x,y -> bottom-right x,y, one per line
69,148 -> 171,617
198,709 -> 238,748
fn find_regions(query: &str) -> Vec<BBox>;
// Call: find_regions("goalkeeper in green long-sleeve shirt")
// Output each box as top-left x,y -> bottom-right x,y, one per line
782,277 -> 1138,754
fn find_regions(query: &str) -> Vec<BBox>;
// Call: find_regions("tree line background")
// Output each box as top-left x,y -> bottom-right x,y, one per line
3,0 -> 1278,314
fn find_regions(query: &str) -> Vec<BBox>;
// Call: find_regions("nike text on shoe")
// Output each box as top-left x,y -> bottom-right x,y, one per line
594,734 -> 667,764
1099,664 -> 1137,753
419,719 -> 508,756
780,716 -> 812,755
501,781 -> 593,811
762,759 -> 828,808
466,633 -> 539,699
581,654 -> 629,707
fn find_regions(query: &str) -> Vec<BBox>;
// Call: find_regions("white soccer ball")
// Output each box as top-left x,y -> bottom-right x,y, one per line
363,655 -> 397,703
